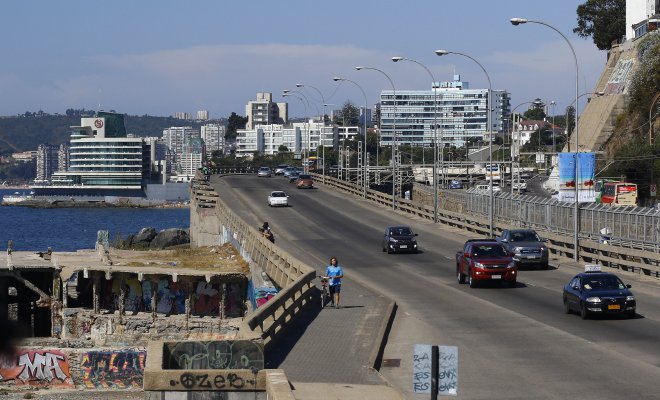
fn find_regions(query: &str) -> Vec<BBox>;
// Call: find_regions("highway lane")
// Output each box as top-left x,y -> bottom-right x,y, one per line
213,174 -> 660,399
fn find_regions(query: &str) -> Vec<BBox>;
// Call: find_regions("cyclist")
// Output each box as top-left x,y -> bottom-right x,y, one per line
325,256 -> 344,308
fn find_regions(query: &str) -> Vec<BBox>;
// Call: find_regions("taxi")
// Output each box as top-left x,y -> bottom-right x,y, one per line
562,265 -> 636,319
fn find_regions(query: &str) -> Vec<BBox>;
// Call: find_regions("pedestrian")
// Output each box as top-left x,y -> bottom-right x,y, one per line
325,256 -> 344,308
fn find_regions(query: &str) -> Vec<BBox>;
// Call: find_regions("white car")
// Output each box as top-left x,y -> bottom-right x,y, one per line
268,191 -> 289,207
257,167 -> 272,177
512,180 -> 528,191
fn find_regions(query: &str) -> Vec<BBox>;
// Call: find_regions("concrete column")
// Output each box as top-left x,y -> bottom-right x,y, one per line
51,270 -> 62,338
0,278 -> 7,324
93,273 -> 100,314
151,279 -> 157,322
118,274 -> 126,324
185,280 -> 192,332
219,282 -> 226,326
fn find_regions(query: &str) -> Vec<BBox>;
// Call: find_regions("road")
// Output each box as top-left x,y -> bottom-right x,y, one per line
214,174 -> 660,399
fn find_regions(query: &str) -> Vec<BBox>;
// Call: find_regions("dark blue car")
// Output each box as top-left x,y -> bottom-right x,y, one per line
449,180 -> 463,189
562,266 -> 636,319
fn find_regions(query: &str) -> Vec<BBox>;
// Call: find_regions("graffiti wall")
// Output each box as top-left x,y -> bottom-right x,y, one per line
102,278 -> 244,317
163,341 -> 264,370
80,350 -> 146,389
0,350 -> 74,387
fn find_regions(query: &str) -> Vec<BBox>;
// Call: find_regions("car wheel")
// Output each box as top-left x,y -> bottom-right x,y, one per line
457,267 -> 466,284
580,303 -> 589,320
382,247 -> 386,252
507,279 -> 516,288
541,262 -> 549,270
627,310 -> 635,319
563,298 -> 572,314
468,273 -> 477,288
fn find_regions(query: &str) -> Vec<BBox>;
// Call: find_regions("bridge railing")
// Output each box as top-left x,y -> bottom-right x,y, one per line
191,174 -> 317,345
313,174 -> 660,277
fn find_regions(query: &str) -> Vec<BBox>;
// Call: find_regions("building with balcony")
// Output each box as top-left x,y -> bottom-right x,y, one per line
35,144 -> 59,183
235,121 -> 340,158
378,75 -> 510,148
201,123 -> 225,155
245,93 -> 288,129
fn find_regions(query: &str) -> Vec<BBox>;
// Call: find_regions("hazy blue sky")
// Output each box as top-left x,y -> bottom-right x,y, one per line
0,0 -> 606,118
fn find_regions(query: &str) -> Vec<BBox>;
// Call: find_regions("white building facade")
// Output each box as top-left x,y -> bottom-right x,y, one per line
162,126 -> 200,169
201,123 -> 225,155
378,75 -> 510,148
235,121 -> 341,158
245,92 -> 288,129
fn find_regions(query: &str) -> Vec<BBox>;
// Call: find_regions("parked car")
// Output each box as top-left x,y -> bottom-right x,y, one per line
297,174 -> 314,189
456,239 -> 517,288
267,190 -> 289,207
449,180 -> 463,189
496,229 -> 549,269
274,165 -> 290,175
257,167 -> 272,177
563,265 -> 636,319
512,180 -> 528,191
382,226 -> 419,254
474,184 -> 501,195
328,165 -> 339,175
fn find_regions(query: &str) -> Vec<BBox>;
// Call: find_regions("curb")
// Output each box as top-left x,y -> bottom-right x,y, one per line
368,300 -> 398,371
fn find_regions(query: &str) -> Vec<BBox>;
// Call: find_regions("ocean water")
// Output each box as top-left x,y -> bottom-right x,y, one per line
0,189 -> 189,251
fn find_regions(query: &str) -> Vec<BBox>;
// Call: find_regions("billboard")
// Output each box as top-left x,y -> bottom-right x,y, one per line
558,152 -> 595,203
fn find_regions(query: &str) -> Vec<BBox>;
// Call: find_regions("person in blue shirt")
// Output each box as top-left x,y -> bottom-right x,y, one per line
325,257 -> 344,308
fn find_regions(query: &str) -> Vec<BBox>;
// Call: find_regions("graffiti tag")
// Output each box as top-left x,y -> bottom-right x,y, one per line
0,350 -> 73,387
80,350 -> 146,389
169,372 -> 253,390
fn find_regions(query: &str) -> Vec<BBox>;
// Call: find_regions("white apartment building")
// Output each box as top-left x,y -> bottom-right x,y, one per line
235,121 -> 341,158
179,137 -> 205,177
201,123 -> 225,155
35,144 -> 59,183
58,144 -> 69,172
245,92 -> 288,129
196,110 -> 209,120
173,112 -> 192,120
378,75 -> 510,148
162,126 -> 200,168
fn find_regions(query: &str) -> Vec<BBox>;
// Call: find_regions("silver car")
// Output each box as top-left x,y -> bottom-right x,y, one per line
257,167 -> 272,177
496,229 -> 549,269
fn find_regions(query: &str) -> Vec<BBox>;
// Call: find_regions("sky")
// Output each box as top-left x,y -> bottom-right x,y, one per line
0,0 -> 606,119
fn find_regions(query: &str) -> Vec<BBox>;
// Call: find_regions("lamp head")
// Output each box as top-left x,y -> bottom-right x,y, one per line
510,18 -> 527,26
333,77 -> 343,82
391,56 -> 403,62
355,66 -> 364,71
595,91 -> 605,96
434,50 -> 449,56
295,84 -> 303,88
283,89 -> 290,94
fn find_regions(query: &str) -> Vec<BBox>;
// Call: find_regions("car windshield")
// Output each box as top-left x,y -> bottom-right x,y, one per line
510,231 -> 540,242
390,227 -> 412,236
299,175 -> 312,179
271,192 -> 286,197
259,167 -> 269,171
582,276 -> 625,291
473,245 -> 508,257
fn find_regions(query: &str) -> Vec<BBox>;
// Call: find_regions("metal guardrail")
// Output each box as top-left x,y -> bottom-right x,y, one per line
312,174 -> 660,277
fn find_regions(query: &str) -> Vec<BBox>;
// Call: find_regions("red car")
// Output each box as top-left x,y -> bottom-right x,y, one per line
296,174 -> 314,189
456,240 -> 517,288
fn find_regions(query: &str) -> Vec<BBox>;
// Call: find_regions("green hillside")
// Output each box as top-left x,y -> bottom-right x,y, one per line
0,114 -> 226,155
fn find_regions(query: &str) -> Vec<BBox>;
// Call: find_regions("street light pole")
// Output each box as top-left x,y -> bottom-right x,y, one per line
284,89 -> 311,170
392,56 -> 439,223
356,66 -> 398,210
333,77 -> 369,198
296,84 -> 327,181
511,17 -> 581,260
436,49 -> 494,237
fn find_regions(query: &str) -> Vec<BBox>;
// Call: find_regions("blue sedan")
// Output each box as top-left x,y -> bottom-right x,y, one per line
563,266 -> 636,319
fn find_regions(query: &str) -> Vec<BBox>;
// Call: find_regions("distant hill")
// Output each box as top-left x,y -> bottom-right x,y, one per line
0,114 -> 226,155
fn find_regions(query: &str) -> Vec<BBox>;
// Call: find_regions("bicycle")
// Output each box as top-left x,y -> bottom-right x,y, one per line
319,276 -> 330,308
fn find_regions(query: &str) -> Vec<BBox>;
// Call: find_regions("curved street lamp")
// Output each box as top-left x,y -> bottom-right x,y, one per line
333,77 -> 369,198
436,49 -> 495,237
356,66 -> 398,210
511,17 -> 581,260
296,83 -> 328,182
392,56 -> 440,223
283,91 -> 310,170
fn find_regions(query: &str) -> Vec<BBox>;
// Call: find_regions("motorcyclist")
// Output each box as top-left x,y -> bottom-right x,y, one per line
259,222 -> 275,243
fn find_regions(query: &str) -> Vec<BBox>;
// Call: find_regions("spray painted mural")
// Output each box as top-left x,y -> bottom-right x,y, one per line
101,278 -> 244,317
163,341 -> 264,370
0,350 -> 74,387
80,350 -> 146,389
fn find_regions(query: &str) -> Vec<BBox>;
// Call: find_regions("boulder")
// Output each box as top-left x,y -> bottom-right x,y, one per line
150,228 -> 190,249
132,227 -> 157,248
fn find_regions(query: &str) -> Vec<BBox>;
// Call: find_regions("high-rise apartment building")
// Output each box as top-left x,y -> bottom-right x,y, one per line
236,121 -> 341,158
35,144 -> 59,183
245,92 -> 288,129
378,75 -> 510,147
173,112 -> 192,120
196,110 -> 209,120
201,123 -> 225,155
162,126 -> 200,169
57,144 -> 69,172
179,137 -> 205,177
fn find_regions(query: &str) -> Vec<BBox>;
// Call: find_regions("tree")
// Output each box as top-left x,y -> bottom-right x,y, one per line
278,145 -> 289,153
226,112 -> 248,140
333,101 -> 360,126
574,0 -> 625,50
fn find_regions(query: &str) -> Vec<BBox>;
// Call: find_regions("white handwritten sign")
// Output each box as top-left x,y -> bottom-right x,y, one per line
438,346 -> 458,396
413,344 -> 432,393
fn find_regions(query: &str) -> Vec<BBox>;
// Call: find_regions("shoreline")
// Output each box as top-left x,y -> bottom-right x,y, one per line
1,200 -> 189,209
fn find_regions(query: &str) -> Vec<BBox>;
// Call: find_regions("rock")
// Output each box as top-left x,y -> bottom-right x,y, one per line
132,227 -> 157,248
150,228 -> 190,249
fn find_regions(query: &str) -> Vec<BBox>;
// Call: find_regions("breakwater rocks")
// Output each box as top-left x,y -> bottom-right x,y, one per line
114,227 -> 190,250
2,199 -> 189,208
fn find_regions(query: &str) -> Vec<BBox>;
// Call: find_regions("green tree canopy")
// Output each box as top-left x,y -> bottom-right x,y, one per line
574,0 -> 625,50
333,101 -> 360,126
226,112 -> 248,140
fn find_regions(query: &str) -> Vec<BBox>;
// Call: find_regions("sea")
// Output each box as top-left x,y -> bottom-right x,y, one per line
0,188 -> 190,251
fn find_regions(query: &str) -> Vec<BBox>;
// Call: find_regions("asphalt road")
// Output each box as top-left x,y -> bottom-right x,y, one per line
214,174 -> 660,400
